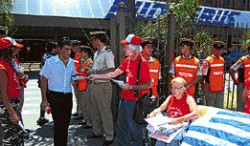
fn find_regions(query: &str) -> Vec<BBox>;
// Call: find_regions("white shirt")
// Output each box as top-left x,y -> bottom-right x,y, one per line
41,55 -> 76,93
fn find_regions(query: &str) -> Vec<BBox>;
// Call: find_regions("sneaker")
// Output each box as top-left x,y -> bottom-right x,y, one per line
36,117 -> 49,126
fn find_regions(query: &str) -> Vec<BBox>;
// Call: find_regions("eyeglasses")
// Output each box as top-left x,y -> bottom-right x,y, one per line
170,86 -> 182,91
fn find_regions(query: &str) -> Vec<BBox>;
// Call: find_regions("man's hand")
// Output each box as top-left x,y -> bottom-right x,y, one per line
233,78 -> 240,85
9,113 -> 18,125
88,74 -> 97,81
41,100 -> 49,111
71,80 -> 78,86
118,83 -> 130,90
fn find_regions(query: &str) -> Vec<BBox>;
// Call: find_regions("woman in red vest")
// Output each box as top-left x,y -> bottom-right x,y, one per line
0,37 -> 24,145
77,46 -> 94,128
147,77 -> 198,145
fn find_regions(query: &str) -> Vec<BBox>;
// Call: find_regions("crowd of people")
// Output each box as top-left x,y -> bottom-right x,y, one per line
0,25 -> 250,146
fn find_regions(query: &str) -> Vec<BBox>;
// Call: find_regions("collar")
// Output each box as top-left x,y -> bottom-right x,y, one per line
181,55 -> 193,59
99,46 -> 107,53
148,56 -> 154,62
55,55 -> 72,63
55,55 -> 60,62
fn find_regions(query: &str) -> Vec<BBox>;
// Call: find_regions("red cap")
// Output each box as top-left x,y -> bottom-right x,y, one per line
120,34 -> 142,46
0,37 -> 23,50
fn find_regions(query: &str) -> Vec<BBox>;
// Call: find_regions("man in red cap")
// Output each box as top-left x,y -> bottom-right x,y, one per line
89,34 -> 151,146
0,37 -> 24,146
229,45 -> 250,112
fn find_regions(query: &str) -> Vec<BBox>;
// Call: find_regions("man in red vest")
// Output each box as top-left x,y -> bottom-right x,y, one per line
201,41 -> 226,109
229,45 -> 250,112
169,38 -> 201,97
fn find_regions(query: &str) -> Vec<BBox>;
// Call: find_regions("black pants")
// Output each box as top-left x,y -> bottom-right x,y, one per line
47,91 -> 72,146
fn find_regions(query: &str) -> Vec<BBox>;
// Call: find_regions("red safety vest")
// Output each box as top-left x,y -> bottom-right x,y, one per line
0,59 -> 21,99
78,60 -> 93,91
240,56 -> 250,86
141,57 -> 160,97
205,56 -> 225,92
174,56 -> 200,96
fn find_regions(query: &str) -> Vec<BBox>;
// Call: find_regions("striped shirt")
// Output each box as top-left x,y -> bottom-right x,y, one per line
40,55 -> 76,93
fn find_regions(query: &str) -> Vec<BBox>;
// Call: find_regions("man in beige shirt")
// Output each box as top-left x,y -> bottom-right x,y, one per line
87,31 -> 115,146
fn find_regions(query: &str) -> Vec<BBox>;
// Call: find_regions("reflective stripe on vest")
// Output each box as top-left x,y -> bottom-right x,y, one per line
174,56 -> 199,96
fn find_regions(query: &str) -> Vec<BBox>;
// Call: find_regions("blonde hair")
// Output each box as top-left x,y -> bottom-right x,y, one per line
170,77 -> 187,88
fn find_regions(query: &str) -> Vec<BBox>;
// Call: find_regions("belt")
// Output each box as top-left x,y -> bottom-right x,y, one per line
48,90 -> 72,95
93,81 -> 110,85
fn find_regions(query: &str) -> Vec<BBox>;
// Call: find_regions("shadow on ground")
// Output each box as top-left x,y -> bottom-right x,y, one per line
24,116 -> 114,146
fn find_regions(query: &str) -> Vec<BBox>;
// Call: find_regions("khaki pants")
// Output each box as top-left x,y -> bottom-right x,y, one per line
79,84 -> 93,125
73,85 -> 82,116
204,83 -> 224,109
237,83 -> 244,112
91,81 -> 113,141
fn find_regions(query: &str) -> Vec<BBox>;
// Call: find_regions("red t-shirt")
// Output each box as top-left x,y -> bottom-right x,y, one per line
118,55 -> 151,100
245,78 -> 250,90
166,94 -> 190,118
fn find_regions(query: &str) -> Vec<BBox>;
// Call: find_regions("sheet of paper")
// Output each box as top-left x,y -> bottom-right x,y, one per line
111,79 -> 125,86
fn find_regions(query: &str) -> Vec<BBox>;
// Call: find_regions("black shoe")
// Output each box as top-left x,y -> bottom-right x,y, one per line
87,133 -> 103,138
78,122 -> 87,125
82,125 -> 92,129
72,113 -> 78,116
36,117 -> 49,126
75,117 -> 84,120
102,140 -> 113,146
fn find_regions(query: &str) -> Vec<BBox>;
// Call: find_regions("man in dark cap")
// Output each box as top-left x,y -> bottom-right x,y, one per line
40,36 -> 76,146
169,38 -> 202,97
141,37 -> 162,98
201,41 -> 226,109
86,31 -> 115,146
229,45 -> 250,112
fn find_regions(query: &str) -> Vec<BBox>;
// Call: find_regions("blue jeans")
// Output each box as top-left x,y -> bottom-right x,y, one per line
117,98 -> 143,146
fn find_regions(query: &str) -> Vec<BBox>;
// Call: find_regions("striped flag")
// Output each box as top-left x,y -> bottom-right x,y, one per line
182,106 -> 250,146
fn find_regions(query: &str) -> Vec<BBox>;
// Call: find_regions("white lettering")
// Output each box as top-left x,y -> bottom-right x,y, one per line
179,72 -> 193,78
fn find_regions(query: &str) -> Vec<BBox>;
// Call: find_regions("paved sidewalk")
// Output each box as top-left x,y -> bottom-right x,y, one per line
22,78 -> 116,146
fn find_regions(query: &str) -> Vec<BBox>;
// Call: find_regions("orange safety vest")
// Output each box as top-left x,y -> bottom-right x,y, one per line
240,56 -> 250,86
174,56 -> 200,96
78,60 -> 93,91
141,57 -> 161,97
74,54 -> 82,75
205,56 -> 225,92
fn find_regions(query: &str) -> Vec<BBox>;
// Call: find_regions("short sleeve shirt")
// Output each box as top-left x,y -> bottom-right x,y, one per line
92,46 -> 115,71
118,55 -> 151,100
41,55 -> 76,93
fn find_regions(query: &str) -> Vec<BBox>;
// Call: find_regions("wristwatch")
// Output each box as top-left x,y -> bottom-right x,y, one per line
129,85 -> 133,91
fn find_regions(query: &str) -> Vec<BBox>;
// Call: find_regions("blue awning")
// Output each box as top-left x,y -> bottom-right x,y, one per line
12,0 -> 250,28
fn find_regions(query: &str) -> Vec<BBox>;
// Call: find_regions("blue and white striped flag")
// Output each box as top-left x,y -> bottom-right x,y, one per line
182,106 -> 250,146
